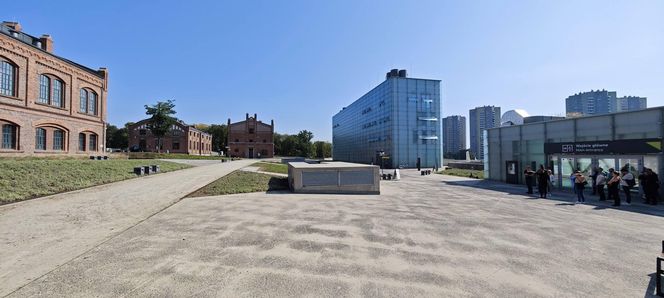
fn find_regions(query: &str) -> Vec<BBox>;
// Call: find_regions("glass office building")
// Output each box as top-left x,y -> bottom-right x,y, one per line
485,107 -> 664,198
332,69 -> 442,168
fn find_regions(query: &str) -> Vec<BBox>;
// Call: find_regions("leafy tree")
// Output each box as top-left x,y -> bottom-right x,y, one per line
144,100 -> 177,152
313,141 -> 332,158
106,123 -> 130,149
295,130 -> 314,157
200,124 -> 228,152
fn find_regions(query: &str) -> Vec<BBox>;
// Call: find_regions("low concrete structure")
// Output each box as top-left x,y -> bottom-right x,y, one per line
288,161 -> 380,194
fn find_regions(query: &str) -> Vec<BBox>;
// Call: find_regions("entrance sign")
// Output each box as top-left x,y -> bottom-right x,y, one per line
544,139 -> 662,154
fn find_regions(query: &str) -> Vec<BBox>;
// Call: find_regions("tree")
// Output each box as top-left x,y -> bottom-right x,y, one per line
144,100 -> 177,152
106,124 -> 118,148
313,141 -> 332,158
199,124 -> 227,152
295,130 -> 314,157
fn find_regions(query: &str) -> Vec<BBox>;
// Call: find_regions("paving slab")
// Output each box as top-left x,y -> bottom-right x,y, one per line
7,169 -> 664,297
0,159 -> 254,297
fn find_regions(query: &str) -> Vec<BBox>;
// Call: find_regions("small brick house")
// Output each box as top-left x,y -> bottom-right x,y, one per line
0,21 -> 108,156
228,113 -> 274,158
128,119 -> 212,155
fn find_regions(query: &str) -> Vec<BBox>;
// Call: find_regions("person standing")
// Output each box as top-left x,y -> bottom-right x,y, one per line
590,167 -> 599,195
607,171 -> 622,207
547,168 -> 554,198
620,169 -> 635,205
595,167 -> 606,201
574,171 -> 587,203
645,168 -> 660,205
570,172 -> 578,194
536,165 -> 549,198
524,167 -> 535,194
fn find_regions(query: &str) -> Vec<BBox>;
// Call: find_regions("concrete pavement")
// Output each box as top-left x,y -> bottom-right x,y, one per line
7,169 -> 664,297
0,159 -> 254,297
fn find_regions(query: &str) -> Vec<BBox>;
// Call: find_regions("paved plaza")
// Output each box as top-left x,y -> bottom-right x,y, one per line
2,168 -> 664,297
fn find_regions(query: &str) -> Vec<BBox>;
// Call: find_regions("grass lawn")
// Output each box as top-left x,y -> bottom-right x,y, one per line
187,171 -> 288,198
127,152 -> 235,160
253,161 -> 288,174
437,168 -> 484,179
0,159 -> 191,204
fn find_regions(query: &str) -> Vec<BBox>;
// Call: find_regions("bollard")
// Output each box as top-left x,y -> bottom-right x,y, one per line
421,171 -> 425,176
133,167 -> 144,175
143,166 -> 152,175
103,156 -> 109,160
387,173 -> 392,180
96,156 -> 102,160
89,156 -> 95,160
382,174 -> 387,180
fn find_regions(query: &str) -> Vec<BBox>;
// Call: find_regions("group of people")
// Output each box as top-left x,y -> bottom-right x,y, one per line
524,165 -> 660,206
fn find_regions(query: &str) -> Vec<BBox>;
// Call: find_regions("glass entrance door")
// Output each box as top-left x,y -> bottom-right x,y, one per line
561,157 -> 575,188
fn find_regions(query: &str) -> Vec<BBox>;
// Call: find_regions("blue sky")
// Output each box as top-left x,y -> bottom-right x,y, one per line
3,0 -> 663,141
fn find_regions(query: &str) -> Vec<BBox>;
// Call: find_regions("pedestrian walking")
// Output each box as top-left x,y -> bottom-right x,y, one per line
595,167 -> 606,201
644,168 -> 660,205
607,171 -> 621,206
536,165 -> 549,198
524,167 -> 535,194
620,169 -> 635,205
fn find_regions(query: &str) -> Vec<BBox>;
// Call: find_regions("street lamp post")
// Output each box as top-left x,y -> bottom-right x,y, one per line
378,150 -> 385,175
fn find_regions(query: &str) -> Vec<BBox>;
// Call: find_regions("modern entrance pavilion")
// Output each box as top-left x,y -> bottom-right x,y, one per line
484,107 -> 664,198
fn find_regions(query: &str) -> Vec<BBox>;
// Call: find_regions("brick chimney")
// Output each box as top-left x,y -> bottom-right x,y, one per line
2,21 -> 21,32
97,67 -> 109,89
39,34 -> 53,52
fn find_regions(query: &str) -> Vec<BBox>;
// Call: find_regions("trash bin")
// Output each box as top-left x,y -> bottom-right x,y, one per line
133,167 -> 144,175
96,156 -> 102,160
89,156 -> 95,160
387,174 -> 392,180
382,174 -> 387,180
150,165 -> 160,173
143,166 -> 152,175
103,156 -> 109,160
421,171 -> 425,176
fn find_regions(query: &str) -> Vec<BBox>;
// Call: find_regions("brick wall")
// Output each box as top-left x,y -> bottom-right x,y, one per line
227,113 -> 274,158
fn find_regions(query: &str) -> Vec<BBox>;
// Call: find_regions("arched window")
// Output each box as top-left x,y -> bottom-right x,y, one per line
0,60 -> 16,97
38,74 -> 65,108
89,91 -> 97,115
79,89 -> 88,113
79,88 -> 98,115
78,133 -> 86,151
2,123 -> 18,149
89,134 -> 97,151
35,128 -> 46,150
39,75 -> 50,104
52,79 -> 63,107
53,129 -> 64,151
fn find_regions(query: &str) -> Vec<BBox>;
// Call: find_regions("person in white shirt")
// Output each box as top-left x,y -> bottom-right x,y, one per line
595,168 -> 606,201
619,169 -> 635,205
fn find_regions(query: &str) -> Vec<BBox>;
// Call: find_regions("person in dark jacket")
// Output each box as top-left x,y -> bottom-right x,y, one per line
644,168 -> 660,205
536,165 -> 549,198
607,171 -> 622,207
524,167 -> 535,194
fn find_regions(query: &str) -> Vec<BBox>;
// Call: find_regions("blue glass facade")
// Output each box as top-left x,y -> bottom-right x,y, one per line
332,74 -> 442,168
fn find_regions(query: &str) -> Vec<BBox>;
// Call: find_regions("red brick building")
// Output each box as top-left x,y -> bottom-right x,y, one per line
128,119 -> 212,155
228,113 -> 274,158
0,21 -> 108,156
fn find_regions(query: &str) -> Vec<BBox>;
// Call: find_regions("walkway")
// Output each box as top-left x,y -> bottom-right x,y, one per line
0,159 -> 254,297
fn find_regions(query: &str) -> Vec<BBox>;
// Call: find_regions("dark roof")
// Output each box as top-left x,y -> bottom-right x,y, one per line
0,23 -> 105,79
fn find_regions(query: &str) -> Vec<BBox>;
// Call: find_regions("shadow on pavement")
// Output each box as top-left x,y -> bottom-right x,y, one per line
441,179 -> 664,217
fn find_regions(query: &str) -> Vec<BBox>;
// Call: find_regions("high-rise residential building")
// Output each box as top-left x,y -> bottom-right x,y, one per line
0,21 -> 108,155
565,90 -> 647,117
469,105 -> 500,159
332,69 -> 442,168
617,96 -> 647,112
443,115 -> 466,157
